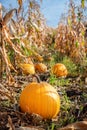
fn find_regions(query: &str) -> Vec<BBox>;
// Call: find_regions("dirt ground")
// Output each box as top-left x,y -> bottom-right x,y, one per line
0,74 -> 87,130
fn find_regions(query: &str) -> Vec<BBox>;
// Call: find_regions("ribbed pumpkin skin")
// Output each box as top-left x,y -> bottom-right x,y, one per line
20,63 -> 35,74
19,82 -> 60,119
52,63 -> 68,77
35,63 -> 47,73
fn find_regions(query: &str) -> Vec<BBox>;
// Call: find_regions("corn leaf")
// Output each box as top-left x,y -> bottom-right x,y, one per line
17,0 -> 22,6
3,9 -> 17,25
68,17 -> 72,27
4,29 -> 26,58
2,42 -> 17,72
17,0 -> 22,13
81,0 -> 85,8
0,3 -> 2,20
75,41 -> 79,48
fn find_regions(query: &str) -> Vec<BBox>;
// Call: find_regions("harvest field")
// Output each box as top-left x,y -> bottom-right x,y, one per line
0,0 -> 87,130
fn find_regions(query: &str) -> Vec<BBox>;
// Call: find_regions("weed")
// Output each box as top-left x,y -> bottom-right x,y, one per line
47,123 -> 55,130
57,91 -> 76,128
61,56 -> 78,76
49,74 -> 70,86
0,100 -> 11,107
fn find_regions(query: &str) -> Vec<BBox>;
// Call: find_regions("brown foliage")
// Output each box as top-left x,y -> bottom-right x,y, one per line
55,23 -> 86,63
58,121 -> 87,130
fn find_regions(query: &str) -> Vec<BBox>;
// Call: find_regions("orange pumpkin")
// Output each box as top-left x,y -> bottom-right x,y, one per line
52,63 -> 68,77
35,63 -> 47,73
19,63 -> 35,74
19,82 -> 60,119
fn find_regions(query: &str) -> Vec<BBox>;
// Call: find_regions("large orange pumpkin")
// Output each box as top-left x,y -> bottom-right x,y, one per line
52,63 -> 68,77
19,82 -> 60,119
19,63 -> 35,74
35,63 -> 47,73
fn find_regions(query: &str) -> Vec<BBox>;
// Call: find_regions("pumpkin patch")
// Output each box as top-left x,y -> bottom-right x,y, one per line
0,0 -> 87,129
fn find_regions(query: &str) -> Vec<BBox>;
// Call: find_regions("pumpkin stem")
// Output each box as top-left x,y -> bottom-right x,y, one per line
33,74 -> 41,83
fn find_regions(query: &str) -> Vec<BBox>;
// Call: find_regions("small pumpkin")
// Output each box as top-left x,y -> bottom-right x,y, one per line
52,63 -> 68,77
19,63 -> 35,74
19,82 -> 60,119
35,63 -> 47,73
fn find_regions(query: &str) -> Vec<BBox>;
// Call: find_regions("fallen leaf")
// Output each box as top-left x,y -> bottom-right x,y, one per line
58,121 -> 87,130
15,126 -> 44,130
